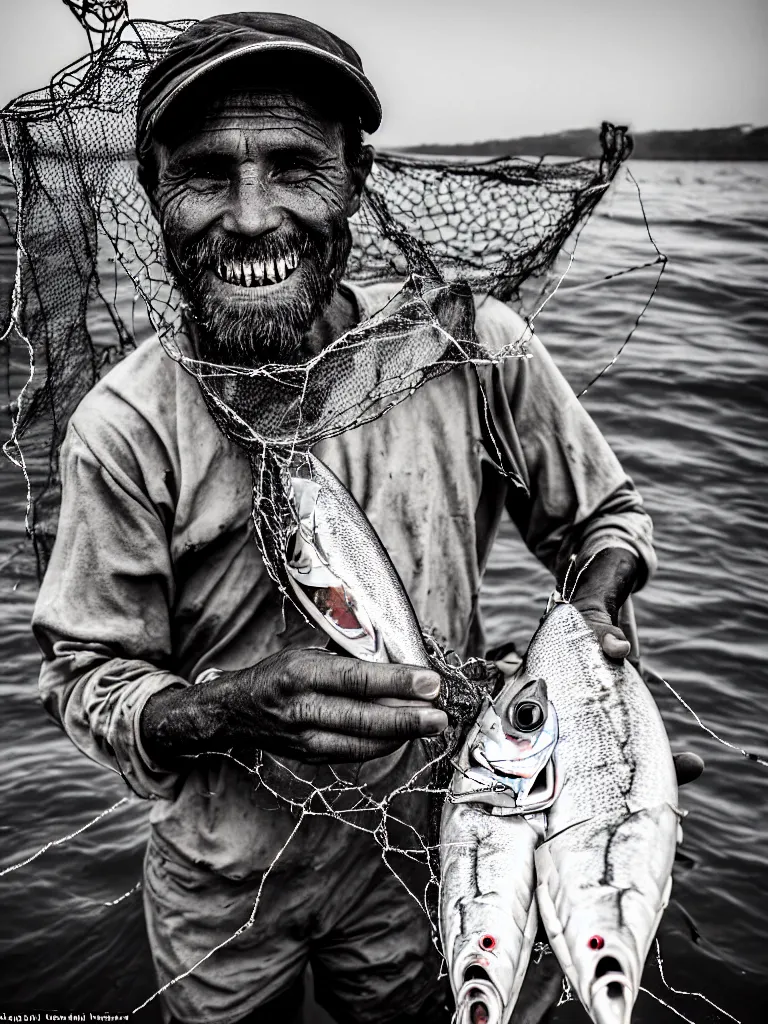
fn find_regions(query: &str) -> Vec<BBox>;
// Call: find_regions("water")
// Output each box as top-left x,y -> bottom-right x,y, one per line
1,161 -> 766,1022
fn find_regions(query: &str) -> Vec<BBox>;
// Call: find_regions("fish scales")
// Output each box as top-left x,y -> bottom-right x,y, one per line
281,455 -> 679,1023
531,603 -> 679,1024
286,453 -> 431,667
440,800 -> 542,1024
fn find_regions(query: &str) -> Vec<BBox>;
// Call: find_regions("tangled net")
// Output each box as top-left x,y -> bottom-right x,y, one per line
0,1 -> 696,1014
0,3 -> 630,580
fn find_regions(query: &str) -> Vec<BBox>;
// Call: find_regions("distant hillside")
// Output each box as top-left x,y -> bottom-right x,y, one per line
404,125 -> 768,161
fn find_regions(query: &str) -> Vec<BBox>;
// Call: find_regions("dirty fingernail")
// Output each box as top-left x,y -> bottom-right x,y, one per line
415,672 -> 441,699
424,710 -> 448,734
603,634 -> 630,658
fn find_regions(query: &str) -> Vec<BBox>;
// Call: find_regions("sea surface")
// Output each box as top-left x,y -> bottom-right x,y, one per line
0,161 -> 766,1022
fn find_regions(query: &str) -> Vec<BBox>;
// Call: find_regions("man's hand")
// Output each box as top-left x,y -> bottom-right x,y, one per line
566,547 -> 639,661
140,648 -> 447,770
562,549 -> 705,788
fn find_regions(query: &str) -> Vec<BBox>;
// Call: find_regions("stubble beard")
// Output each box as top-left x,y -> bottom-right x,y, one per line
167,216 -> 353,366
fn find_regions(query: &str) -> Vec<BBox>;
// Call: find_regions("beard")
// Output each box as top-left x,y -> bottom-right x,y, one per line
166,216 -> 352,366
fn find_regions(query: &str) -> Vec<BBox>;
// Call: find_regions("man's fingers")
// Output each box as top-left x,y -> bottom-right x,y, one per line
601,631 -> 631,660
574,603 -> 632,662
300,731 -> 405,764
582,616 -> 631,662
673,751 -> 705,786
306,652 -> 441,702
375,696 -> 434,708
301,693 -> 448,739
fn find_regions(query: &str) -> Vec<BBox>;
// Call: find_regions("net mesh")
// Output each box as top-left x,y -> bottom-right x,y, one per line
0,2 -> 645,1013
0,5 -> 630,581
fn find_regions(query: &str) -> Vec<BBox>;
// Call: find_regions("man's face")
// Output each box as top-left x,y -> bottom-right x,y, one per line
151,87 -> 363,364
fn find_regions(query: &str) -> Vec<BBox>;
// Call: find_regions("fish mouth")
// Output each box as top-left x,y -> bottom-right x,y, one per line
284,478 -> 385,661
450,686 -> 560,812
470,1001 -> 489,1024
588,956 -> 633,1024
457,967 -> 504,1024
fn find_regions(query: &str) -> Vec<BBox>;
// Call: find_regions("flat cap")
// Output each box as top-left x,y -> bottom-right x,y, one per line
136,11 -> 381,151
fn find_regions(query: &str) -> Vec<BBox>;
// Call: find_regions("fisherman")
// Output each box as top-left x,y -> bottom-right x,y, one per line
32,12 -> 702,1024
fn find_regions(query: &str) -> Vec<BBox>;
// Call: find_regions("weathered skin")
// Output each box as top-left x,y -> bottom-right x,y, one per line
285,451 -> 431,668
439,800 -> 542,1024
530,602 -> 680,1024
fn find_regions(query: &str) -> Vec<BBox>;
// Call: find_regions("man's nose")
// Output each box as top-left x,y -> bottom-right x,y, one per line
220,170 -> 283,237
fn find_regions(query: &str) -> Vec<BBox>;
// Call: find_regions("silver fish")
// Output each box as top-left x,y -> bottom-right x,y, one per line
450,675 -> 559,814
531,601 -> 680,1024
442,601 -> 680,1024
439,800 -> 542,1024
440,675 -> 555,1024
284,452 -> 431,668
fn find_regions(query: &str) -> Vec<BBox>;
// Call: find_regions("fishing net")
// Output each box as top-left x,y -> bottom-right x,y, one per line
0,1 -> 657,1014
0,4 -> 630,582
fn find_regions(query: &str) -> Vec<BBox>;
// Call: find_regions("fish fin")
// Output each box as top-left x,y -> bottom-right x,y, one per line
534,842 -> 575,983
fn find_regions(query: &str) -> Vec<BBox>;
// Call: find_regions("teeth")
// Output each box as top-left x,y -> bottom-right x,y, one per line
216,254 -> 298,285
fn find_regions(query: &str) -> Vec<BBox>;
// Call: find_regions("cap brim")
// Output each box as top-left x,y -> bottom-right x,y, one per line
150,40 -> 381,133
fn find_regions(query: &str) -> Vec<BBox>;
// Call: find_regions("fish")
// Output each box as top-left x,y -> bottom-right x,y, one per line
439,799 -> 542,1024
449,674 -> 559,815
531,601 -> 680,1024
282,457 -> 680,1023
284,452 -> 431,671
440,673 -> 556,1024
441,601 -> 680,1024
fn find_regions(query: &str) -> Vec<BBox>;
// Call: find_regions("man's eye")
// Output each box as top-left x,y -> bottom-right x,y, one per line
274,156 -> 315,180
171,160 -> 229,184
194,163 -> 228,181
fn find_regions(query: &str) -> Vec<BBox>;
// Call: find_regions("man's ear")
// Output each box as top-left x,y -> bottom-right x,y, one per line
346,144 -> 375,218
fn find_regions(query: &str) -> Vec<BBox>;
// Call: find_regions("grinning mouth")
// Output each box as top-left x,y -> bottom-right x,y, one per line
213,250 -> 300,288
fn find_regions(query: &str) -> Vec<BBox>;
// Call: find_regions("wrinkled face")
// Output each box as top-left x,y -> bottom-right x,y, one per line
150,88 -> 364,364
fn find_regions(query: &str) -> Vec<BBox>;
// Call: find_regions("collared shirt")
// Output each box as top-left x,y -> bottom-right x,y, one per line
32,283 -> 655,878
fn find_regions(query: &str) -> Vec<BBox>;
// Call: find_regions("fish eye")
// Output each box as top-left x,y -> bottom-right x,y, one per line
513,700 -> 544,732
479,934 -> 496,950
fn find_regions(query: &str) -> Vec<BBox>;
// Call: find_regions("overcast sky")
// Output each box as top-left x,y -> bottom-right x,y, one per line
1,0 -> 766,147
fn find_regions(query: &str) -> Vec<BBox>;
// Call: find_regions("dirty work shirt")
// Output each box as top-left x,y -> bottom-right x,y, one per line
33,283 -> 655,1023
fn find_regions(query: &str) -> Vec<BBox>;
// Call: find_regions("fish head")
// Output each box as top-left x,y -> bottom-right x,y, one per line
561,916 -> 638,1024
445,896 -> 536,1024
281,454 -> 431,668
555,870 -> 677,1024
451,673 -> 559,813
455,970 -> 504,1024
533,873 -> 648,1024
284,475 -> 386,661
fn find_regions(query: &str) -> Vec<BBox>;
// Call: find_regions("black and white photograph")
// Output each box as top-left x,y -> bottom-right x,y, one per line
0,2 -> 766,1022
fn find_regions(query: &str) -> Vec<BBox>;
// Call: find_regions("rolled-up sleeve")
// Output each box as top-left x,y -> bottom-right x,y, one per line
33,423 -> 187,800
476,303 -> 656,586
